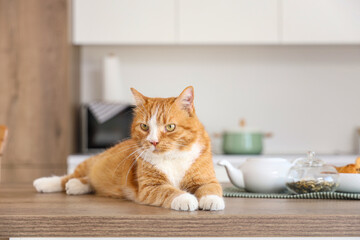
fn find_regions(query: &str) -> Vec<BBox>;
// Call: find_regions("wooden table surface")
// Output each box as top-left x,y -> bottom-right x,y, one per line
0,184 -> 360,238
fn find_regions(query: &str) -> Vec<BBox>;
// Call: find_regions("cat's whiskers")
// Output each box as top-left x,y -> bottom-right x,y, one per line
110,146 -> 139,172
125,148 -> 145,185
99,142 -> 137,153
142,150 -> 150,162
110,144 -> 139,158
100,144 -> 138,161
173,142 -> 187,147
155,142 -> 187,153
112,147 -> 142,178
116,137 -> 131,144
114,144 -> 138,152
169,142 -> 188,150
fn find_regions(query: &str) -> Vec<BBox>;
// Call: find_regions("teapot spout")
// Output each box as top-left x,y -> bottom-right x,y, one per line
217,160 -> 244,189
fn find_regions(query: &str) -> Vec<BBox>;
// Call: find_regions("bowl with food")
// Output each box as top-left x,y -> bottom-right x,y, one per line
335,157 -> 360,193
337,173 -> 360,193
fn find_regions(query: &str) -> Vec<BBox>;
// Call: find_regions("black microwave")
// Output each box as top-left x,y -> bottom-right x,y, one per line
80,103 -> 135,153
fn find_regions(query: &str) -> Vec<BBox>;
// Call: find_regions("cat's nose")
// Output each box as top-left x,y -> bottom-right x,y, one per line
149,140 -> 159,147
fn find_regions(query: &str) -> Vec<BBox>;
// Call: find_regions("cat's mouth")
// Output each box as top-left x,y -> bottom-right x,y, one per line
141,141 -> 176,154
150,146 -> 164,154
146,144 -> 168,154
144,144 -> 159,153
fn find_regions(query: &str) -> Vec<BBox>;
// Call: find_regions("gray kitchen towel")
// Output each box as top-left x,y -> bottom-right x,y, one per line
223,187 -> 360,200
88,101 -> 130,124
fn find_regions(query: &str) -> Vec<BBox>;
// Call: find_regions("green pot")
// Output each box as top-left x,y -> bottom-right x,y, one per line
223,132 -> 263,155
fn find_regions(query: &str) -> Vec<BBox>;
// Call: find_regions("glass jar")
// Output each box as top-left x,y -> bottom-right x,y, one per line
286,151 -> 339,194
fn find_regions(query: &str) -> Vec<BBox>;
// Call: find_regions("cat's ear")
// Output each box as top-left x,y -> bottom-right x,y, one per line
176,86 -> 194,114
130,88 -> 147,106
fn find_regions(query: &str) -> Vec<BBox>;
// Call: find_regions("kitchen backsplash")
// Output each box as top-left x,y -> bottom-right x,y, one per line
80,45 -> 360,154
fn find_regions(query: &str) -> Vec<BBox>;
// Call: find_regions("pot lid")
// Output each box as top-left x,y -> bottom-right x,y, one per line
224,119 -> 262,133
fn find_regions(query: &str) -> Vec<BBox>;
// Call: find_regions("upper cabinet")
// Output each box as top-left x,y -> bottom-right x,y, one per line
179,0 -> 279,44
282,0 -> 360,43
72,0 -> 360,45
72,0 -> 176,44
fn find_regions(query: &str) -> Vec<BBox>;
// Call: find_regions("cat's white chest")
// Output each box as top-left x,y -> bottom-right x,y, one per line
144,143 -> 202,188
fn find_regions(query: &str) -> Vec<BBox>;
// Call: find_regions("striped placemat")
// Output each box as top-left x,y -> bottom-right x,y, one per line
223,187 -> 360,200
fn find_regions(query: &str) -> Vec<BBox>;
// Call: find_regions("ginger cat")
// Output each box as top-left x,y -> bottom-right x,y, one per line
33,86 -> 224,211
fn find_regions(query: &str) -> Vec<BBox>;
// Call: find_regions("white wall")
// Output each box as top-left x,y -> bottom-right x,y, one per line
80,45 -> 360,155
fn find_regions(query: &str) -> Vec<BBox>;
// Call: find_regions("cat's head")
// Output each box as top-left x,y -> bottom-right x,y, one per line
130,86 -> 201,154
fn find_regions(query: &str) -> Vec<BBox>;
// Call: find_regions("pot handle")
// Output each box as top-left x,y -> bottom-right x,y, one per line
212,132 -> 223,138
239,119 -> 246,127
264,132 -> 273,138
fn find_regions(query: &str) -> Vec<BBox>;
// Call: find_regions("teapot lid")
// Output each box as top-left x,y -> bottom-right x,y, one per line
293,151 -> 324,167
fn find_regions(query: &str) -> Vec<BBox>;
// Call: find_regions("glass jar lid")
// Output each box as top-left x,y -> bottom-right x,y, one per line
293,151 -> 324,167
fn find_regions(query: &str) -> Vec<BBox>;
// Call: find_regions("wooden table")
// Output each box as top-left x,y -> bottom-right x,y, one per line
0,184 -> 360,238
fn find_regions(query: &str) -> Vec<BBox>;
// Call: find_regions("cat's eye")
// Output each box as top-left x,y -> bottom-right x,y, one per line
140,123 -> 149,131
165,124 -> 176,132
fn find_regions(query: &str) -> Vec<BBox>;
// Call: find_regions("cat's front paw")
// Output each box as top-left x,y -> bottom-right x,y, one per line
33,176 -> 63,193
171,193 -> 198,211
65,178 -> 92,195
199,195 -> 225,211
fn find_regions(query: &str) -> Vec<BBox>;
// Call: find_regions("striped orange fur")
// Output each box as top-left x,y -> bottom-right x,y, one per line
34,86 -> 224,211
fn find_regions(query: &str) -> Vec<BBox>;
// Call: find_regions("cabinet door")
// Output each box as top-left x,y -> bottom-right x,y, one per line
73,0 -> 176,44
282,0 -> 360,43
179,0 -> 279,44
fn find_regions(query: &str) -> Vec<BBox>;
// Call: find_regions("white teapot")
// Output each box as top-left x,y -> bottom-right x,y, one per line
218,158 -> 291,193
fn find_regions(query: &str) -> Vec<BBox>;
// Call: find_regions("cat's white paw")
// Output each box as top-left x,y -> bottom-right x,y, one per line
65,178 -> 92,195
33,176 -> 63,193
199,195 -> 225,211
171,193 -> 198,211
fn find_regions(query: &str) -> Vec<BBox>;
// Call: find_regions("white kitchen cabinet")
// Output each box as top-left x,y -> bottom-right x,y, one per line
73,0 -> 176,44
179,0 -> 279,44
282,0 -> 360,43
